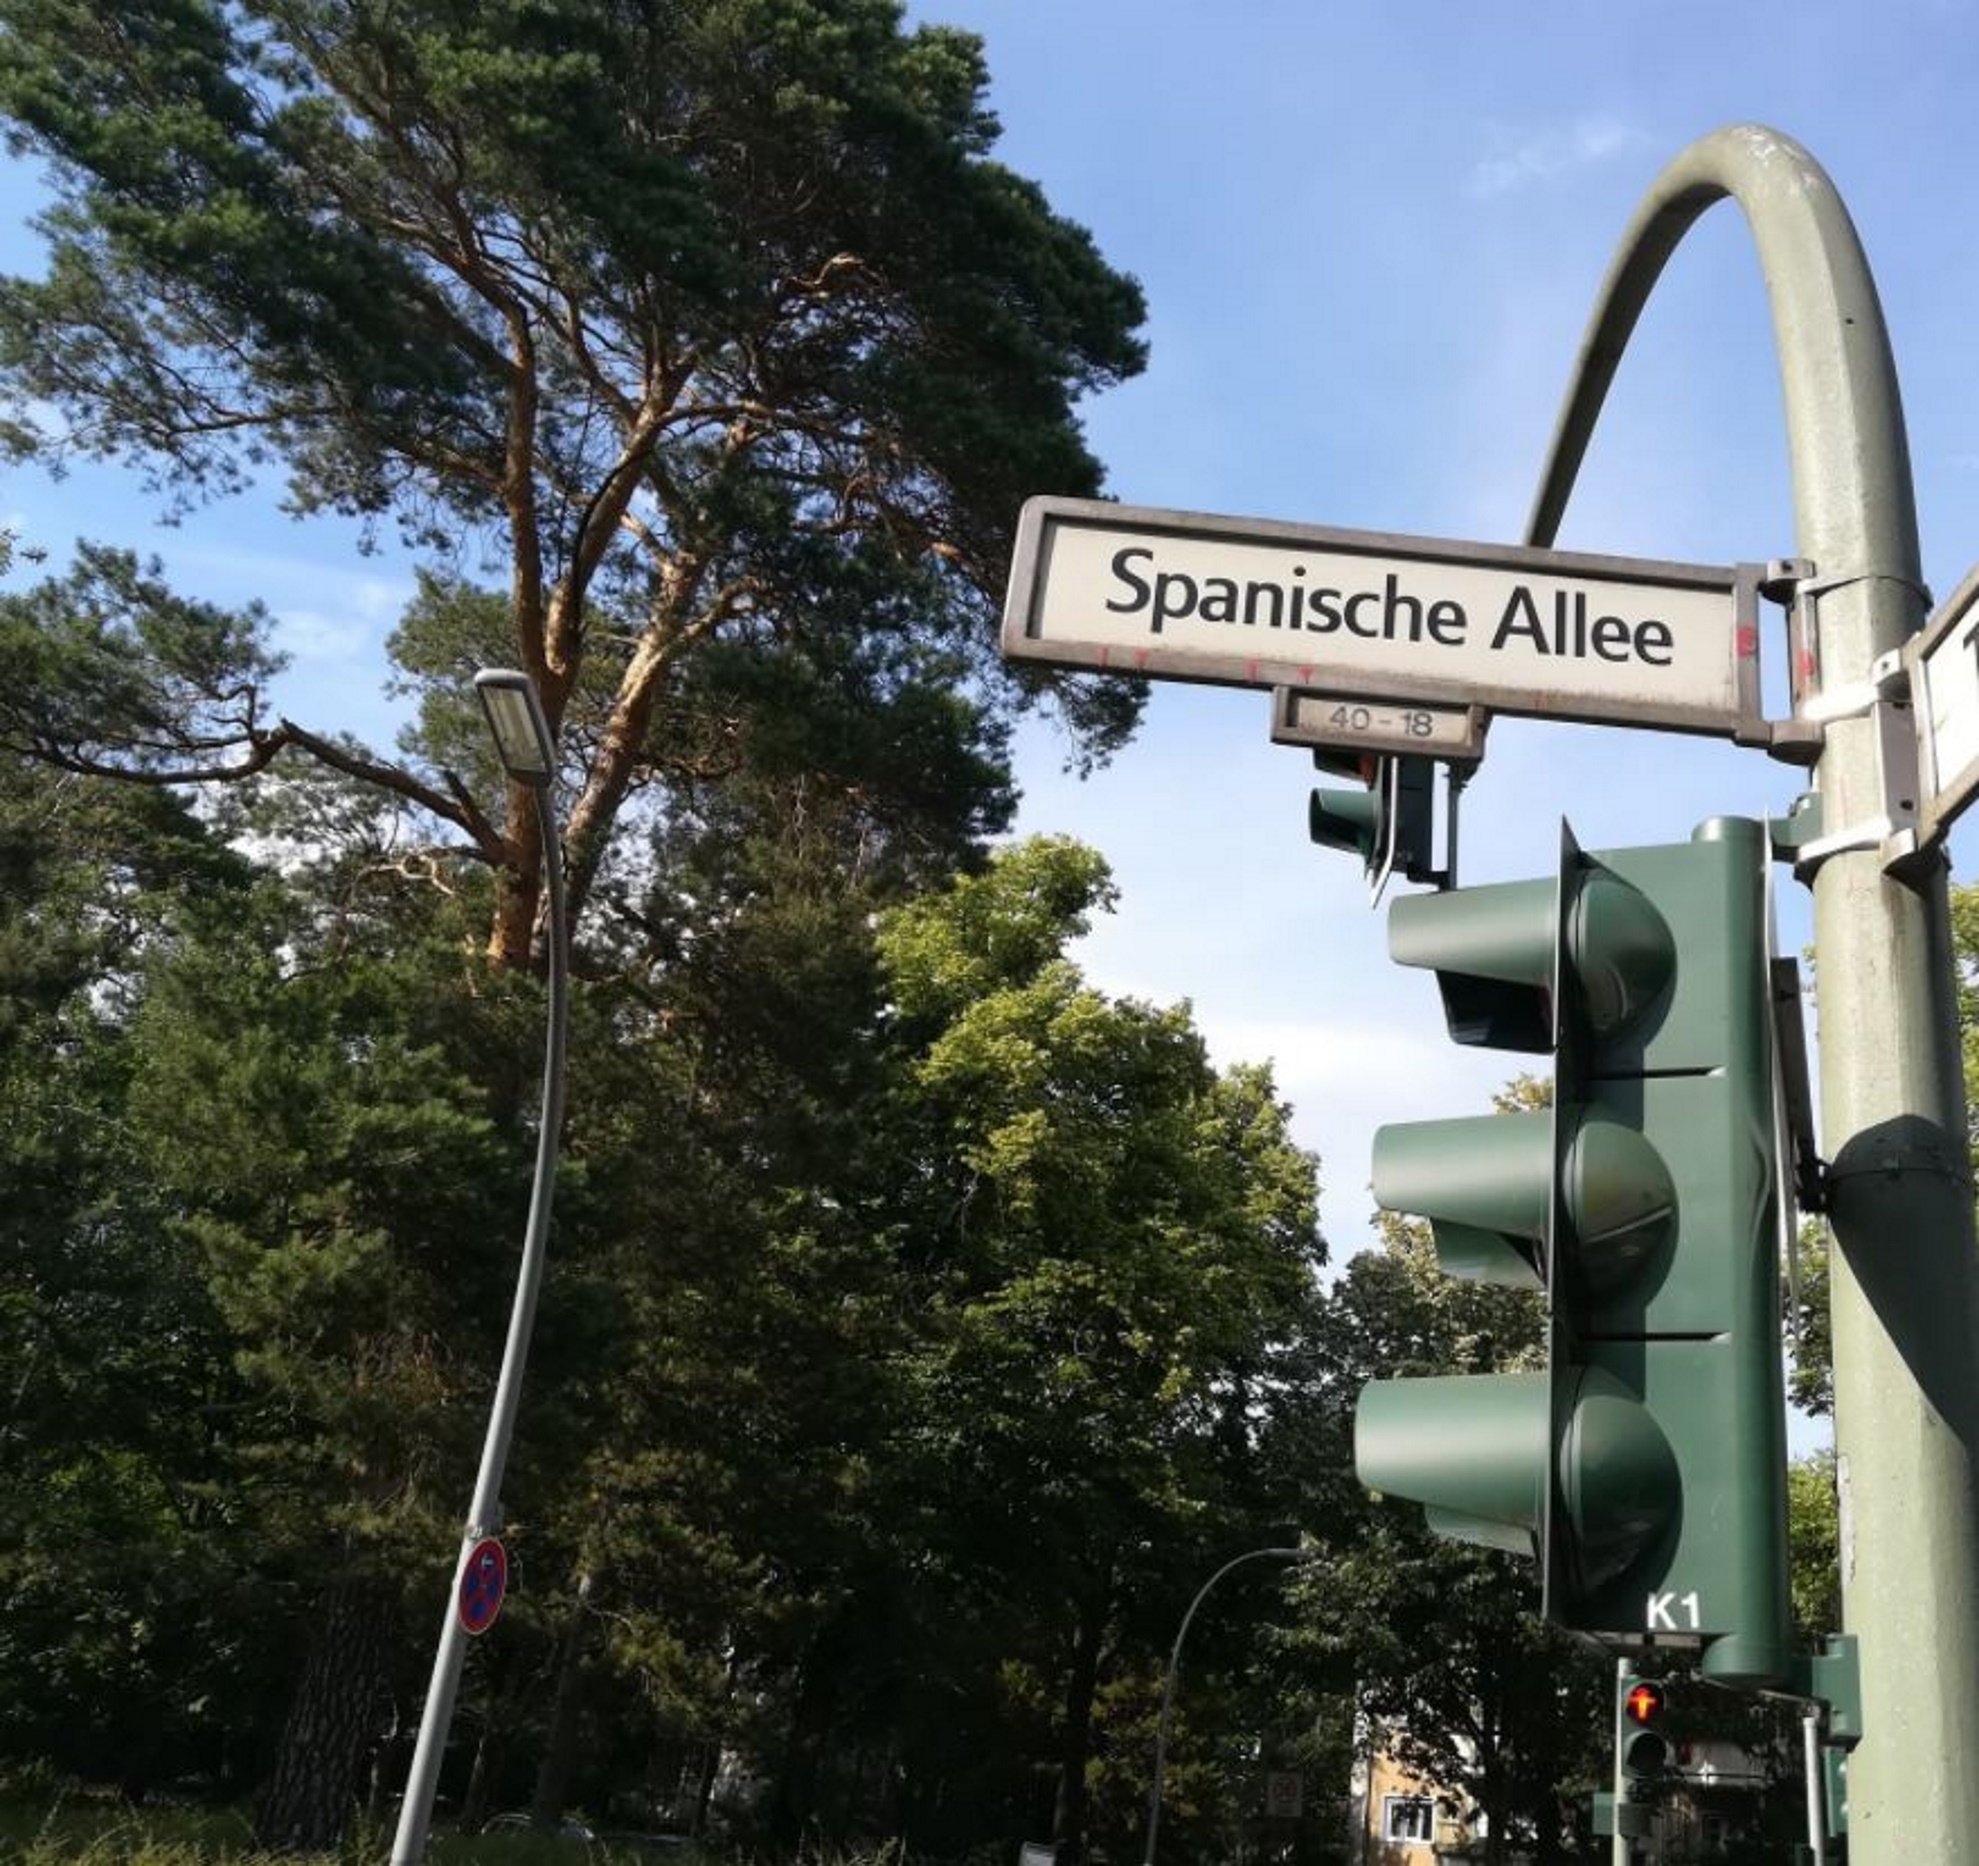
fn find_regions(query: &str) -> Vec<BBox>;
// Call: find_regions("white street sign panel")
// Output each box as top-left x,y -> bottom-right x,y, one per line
1272,686 -> 1488,763
1909,563 -> 1979,848
1003,497 -> 1765,738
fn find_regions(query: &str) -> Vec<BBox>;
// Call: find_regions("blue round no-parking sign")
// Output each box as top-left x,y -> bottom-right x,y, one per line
457,1537 -> 508,1636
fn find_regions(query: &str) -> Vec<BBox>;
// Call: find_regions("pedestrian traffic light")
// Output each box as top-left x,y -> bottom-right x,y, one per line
1353,816 -> 1793,1686
1619,1676 -> 1670,1786
1308,750 -> 1436,884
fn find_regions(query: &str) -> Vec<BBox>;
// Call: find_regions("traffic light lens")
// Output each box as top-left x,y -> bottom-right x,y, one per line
1625,1681 -> 1666,1724
1621,1728 -> 1668,1777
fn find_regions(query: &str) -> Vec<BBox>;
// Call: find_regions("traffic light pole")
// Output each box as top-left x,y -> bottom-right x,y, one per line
1610,1660 -> 1628,1866
1526,124 -> 1979,1866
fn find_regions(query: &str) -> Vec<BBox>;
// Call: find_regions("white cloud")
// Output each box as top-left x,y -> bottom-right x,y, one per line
160,543 -> 414,663
1466,116 -> 1647,199
1158,1003 -> 1517,1260
275,606 -> 374,662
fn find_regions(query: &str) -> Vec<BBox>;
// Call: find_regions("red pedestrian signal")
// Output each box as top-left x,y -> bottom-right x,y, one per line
1618,1675 -> 1670,1785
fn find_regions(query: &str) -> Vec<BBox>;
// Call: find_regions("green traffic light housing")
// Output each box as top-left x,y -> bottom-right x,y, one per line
1308,781 -> 1381,860
1307,750 -> 1438,885
1354,817 -> 1793,1688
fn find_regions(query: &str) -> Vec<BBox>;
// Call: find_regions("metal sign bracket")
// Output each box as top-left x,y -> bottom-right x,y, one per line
1749,557 -> 1827,766
1762,637 -> 1926,880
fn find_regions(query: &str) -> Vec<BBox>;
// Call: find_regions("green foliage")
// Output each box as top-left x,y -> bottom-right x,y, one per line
0,546 -> 283,781
1290,1207 -> 1605,1862
1954,881 -> 1979,1163
1785,1218 -> 1832,1418
1786,1450 -> 1841,1643
0,0 -> 1150,959
0,760 -> 271,1790
0,1790 -> 718,1864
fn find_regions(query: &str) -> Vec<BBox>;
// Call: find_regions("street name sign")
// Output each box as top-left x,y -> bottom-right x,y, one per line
1003,496 -> 1767,739
1903,562 -> 1979,850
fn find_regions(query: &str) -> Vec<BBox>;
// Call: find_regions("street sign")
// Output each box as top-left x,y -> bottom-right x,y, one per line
1903,563 -> 1979,849
457,1536 -> 508,1636
1272,685 -> 1489,762
1263,1772 -> 1304,1820
1002,496 -> 1767,739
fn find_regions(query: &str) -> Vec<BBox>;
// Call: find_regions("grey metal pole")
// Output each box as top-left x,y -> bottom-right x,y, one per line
391,771 -> 571,1866
1526,124 -> 1979,1866
1610,1659 -> 1628,1866
1803,1704 -> 1827,1860
1141,1547 -> 1304,1866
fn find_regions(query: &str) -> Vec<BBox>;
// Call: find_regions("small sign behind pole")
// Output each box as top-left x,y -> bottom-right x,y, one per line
1904,563 -> 1979,849
457,1537 -> 508,1637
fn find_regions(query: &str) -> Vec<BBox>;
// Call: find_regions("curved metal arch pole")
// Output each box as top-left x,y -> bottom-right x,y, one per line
1525,124 -> 1978,1866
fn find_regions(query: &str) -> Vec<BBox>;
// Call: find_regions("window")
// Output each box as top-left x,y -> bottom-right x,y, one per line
1380,1795 -> 1436,1843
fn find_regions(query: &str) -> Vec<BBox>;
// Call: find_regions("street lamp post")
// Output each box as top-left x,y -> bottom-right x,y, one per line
1142,1546 -> 1309,1866
390,670 -> 570,1866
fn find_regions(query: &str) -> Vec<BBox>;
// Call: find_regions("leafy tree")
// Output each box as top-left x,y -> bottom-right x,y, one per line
0,0 -> 1146,963
1293,1215 -> 1607,1866
113,863 -> 539,1848
0,759 -> 270,1796
0,5 -> 1151,1841
869,838 -> 1327,1862
1786,1450 -> 1841,1645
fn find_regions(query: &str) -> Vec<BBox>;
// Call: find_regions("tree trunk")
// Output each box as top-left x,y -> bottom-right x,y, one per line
254,1572 -> 396,1852
458,1693 -> 498,1836
772,1632 -> 844,1847
530,1571 -> 595,1830
690,1740 -> 720,1837
485,802 -> 546,971
1476,1752 -> 1508,1866
1050,1585 -> 1110,1866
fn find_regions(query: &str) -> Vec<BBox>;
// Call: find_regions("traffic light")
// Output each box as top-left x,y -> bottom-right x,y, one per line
1618,1676 -> 1670,1788
1308,751 -> 1436,884
1353,816 -> 1793,1686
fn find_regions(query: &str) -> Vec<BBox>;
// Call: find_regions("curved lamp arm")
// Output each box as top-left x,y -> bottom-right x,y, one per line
1141,1546 -> 1308,1866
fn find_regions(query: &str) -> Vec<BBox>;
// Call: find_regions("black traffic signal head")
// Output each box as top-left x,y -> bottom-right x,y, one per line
1620,1677 -> 1669,1783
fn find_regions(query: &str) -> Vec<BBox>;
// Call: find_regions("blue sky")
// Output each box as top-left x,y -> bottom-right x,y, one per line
4,1 -> 1978,1271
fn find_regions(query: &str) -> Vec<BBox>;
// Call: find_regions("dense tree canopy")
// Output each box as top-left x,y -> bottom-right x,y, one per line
0,768 -> 1332,1856
0,0 -> 1147,963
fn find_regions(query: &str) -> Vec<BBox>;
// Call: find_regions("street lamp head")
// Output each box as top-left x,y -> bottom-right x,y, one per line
474,669 -> 557,785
